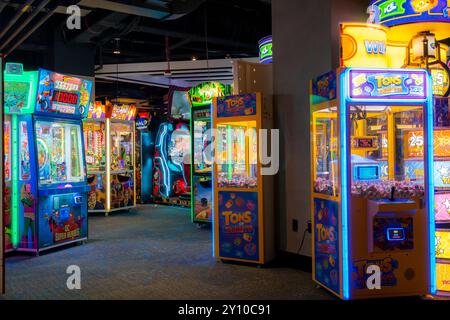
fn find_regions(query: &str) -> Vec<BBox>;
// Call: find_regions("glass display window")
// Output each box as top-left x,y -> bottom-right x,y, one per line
35,120 -> 85,185
312,107 -> 338,197
110,122 -> 134,171
216,120 -> 257,188
349,105 -> 425,199
194,120 -> 212,173
83,121 -> 106,171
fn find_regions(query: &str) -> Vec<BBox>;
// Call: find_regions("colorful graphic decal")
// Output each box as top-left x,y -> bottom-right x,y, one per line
258,36 -> 273,64
111,104 -> 136,121
369,0 -> 450,26
311,71 -> 337,103
88,101 -> 106,119
35,69 -> 92,117
218,191 -> 259,262
4,81 -> 30,113
348,70 -> 427,100
44,194 -> 85,245
19,184 -> 36,249
4,186 -> 12,251
314,198 -> 340,294
189,82 -> 232,108
87,173 -> 107,210
404,160 -> 424,180
373,217 -> 414,251
193,176 -> 212,222
430,66 -> 450,97
353,257 -> 399,289
405,129 -> 450,158
216,93 -> 257,118
437,262 -> 450,292
434,161 -> 450,188
435,193 -> 450,222
110,172 -> 135,209
436,230 -> 450,259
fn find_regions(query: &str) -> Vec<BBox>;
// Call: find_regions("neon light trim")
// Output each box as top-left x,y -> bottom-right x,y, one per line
426,73 -> 436,294
11,116 -> 19,247
340,70 -> 350,300
156,124 -> 171,197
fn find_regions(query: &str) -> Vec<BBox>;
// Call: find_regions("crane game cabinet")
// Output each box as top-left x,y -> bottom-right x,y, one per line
4,63 -> 92,253
83,101 -> 137,215
189,82 -> 232,224
212,93 -> 274,264
310,68 -> 436,299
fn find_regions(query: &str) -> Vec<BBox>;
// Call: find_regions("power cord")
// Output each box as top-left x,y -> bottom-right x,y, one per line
296,227 -> 309,255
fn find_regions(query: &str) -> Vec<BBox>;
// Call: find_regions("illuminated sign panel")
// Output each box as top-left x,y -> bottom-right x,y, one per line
369,0 -> 450,26
258,36 -> 273,64
111,104 -> 137,121
348,69 -> 427,100
340,23 -> 389,68
35,69 -> 92,118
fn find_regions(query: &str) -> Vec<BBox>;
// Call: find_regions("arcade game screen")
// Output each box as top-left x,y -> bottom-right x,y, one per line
216,121 -> 258,188
84,121 -> 106,171
110,122 -> 134,171
35,121 -> 85,185
168,124 -> 190,192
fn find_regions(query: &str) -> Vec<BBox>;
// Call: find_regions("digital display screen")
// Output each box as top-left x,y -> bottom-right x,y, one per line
354,137 -> 376,148
52,90 -> 79,105
387,228 -> 405,241
354,165 -> 379,181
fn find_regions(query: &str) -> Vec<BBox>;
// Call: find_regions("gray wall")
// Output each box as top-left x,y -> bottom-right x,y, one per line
272,0 -> 367,256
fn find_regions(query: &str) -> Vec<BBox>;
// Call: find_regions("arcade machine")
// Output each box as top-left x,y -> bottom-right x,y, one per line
153,87 -> 191,207
310,67 -> 435,299
367,0 -> 450,296
135,111 -> 156,204
83,101 -> 137,215
4,63 -> 92,253
212,93 -> 274,264
189,82 -> 232,224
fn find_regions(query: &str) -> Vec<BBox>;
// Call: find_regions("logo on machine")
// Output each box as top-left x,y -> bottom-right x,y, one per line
352,257 -> 399,290
364,40 -> 386,55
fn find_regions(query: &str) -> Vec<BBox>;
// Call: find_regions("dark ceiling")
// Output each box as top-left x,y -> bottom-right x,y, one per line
0,0 -> 271,112
1,0 -> 272,65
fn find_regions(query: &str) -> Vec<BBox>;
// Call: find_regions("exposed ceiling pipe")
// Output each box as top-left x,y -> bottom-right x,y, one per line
0,0 -> 35,40
5,2 -> 58,56
0,0 -> 51,51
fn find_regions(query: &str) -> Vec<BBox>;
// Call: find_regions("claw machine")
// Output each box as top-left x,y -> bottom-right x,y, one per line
4,63 -> 92,253
212,93 -> 274,264
311,68 -> 435,299
189,82 -> 232,224
84,101 -> 137,215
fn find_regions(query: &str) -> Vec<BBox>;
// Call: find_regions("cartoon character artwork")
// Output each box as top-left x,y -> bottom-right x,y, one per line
37,74 -> 54,111
4,186 -> 12,251
367,4 -> 381,24
410,0 -> 439,13
20,184 -> 36,249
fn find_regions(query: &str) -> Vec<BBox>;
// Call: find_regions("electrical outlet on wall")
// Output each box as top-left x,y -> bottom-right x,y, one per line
292,219 -> 298,232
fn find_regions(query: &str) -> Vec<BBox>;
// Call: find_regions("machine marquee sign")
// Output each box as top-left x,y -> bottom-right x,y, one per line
368,0 -> 450,26
35,69 -> 92,118
348,69 -> 427,100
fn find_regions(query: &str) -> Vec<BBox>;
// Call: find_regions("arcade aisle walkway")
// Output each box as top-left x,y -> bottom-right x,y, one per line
1,205 -> 331,300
